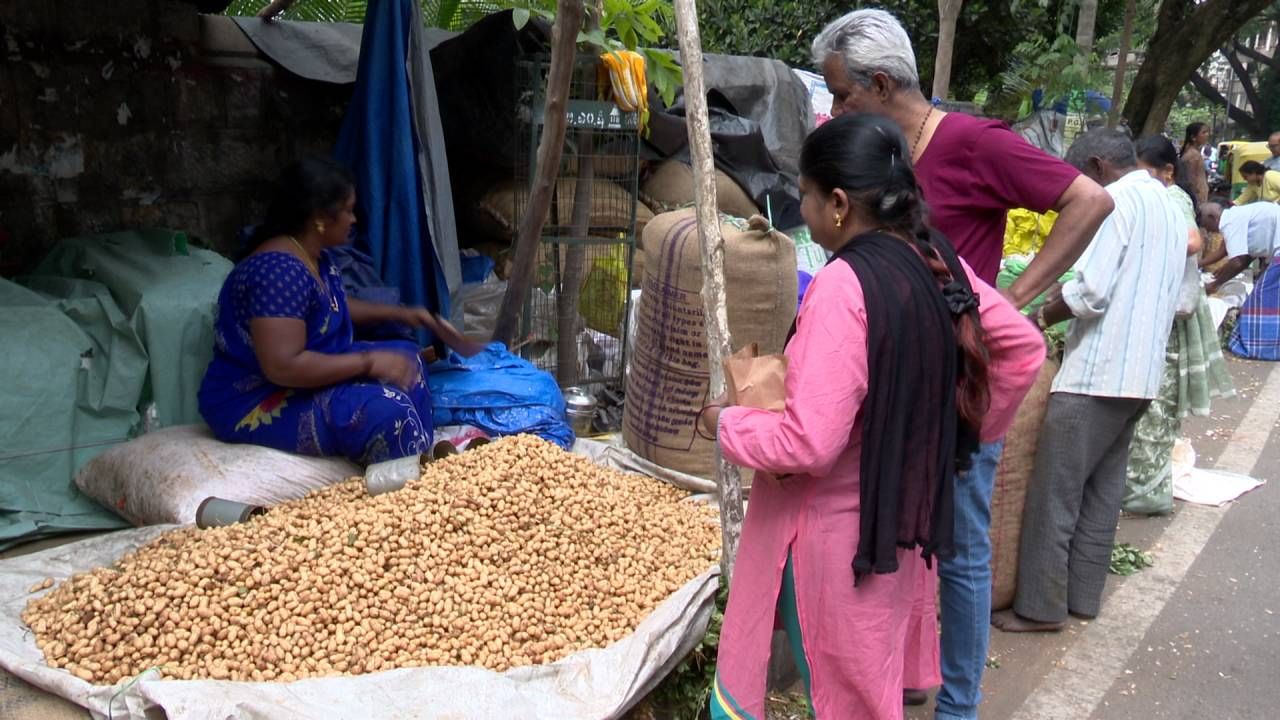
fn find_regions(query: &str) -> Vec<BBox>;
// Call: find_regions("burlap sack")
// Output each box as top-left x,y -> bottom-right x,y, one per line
624,209 -> 797,478
639,160 -> 760,220
990,357 -> 1059,611
476,178 -> 654,241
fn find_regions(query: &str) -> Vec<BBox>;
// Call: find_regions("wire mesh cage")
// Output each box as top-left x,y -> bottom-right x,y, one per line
513,56 -> 642,393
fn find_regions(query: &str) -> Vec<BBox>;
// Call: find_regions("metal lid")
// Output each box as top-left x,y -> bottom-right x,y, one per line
563,386 -> 597,411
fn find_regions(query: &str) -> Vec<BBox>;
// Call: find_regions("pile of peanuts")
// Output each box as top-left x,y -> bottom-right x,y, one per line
22,435 -> 720,685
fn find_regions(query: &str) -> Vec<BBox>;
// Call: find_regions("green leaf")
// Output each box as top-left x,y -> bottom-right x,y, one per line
578,28 -> 610,50
620,25 -> 638,50
512,6 -> 530,29
633,13 -> 664,42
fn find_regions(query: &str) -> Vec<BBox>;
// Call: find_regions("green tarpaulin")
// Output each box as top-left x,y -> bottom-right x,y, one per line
1,230 -> 233,548
0,278 -> 136,546
34,229 -> 232,428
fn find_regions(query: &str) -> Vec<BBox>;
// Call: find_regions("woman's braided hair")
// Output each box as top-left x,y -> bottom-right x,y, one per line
800,113 -> 991,429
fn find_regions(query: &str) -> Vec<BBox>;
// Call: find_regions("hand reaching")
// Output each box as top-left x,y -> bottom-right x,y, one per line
365,350 -> 420,391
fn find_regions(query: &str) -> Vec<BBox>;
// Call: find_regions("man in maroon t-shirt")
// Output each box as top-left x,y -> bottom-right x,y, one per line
812,9 -> 1114,720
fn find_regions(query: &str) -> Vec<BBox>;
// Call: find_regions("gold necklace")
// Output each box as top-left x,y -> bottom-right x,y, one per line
287,235 -> 340,313
912,105 -> 935,157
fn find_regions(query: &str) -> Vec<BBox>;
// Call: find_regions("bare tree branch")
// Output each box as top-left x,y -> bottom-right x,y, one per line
1233,39 -> 1279,71
1223,45 -> 1264,117
1189,71 -> 1261,133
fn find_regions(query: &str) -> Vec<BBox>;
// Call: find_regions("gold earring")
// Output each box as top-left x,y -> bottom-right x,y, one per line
316,221 -> 326,234
834,214 -> 843,229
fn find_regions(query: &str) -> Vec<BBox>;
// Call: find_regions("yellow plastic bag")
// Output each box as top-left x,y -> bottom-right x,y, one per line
579,245 -> 630,335
1003,209 -> 1058,257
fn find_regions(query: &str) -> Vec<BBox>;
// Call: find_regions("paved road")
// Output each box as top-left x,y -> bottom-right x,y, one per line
906,356 -> 1277,720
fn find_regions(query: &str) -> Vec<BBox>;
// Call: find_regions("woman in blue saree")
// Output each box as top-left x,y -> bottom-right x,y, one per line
199,157 -> 445,465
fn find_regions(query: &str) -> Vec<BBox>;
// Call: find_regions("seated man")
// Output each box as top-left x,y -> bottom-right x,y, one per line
1202,202 -> 1280,360
1236,161 -> 1280,204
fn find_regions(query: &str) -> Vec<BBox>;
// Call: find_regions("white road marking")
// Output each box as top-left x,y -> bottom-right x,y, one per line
1010,363 -> 1280,720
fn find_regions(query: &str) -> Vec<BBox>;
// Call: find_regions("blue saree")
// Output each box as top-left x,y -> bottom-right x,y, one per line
198,251 -> 431,465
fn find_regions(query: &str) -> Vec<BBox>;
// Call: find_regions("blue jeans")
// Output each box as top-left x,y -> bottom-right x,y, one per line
935,439 -> 1003,720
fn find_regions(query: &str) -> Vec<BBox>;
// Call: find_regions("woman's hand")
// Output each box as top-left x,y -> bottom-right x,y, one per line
364,350 -> 420,391
396,306 -> 439,330
697,392 -> 729,439
398,307 -> 486,358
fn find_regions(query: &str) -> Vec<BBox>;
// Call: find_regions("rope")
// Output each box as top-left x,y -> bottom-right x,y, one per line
0,437 -> 130,463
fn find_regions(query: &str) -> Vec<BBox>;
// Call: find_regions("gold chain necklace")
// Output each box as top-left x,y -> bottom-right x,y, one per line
912,105 -> 935,157
287,235 -> 339,313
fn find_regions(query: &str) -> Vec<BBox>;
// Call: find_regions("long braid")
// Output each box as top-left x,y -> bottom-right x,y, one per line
871,182 -> 992,432
906,220 -> 992,430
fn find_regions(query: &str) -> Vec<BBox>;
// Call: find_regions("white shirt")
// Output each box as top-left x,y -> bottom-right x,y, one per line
1221,202 -> 1280,259
1053,170 -> 1186,400
1264,156 -> 1280,172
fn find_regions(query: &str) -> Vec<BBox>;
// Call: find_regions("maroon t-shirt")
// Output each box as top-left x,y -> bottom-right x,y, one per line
914,113 -> 1081,283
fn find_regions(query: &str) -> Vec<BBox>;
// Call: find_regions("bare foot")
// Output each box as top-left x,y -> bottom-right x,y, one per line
991,609 -> 1064,633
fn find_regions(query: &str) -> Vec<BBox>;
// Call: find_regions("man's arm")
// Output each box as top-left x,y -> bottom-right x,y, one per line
1006,175 -> 1114,310
1205,256 -> 1254,296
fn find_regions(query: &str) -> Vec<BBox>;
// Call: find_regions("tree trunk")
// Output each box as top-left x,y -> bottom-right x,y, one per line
1107,0 -> 1137,129
932,0 -> 964,101
673,0 -> 745,585
493,0 -> 585,347
555,130 -> 593,385
555,4 -> 603,385
1075,0 -> 1099,56
1122,0 -> 1273,135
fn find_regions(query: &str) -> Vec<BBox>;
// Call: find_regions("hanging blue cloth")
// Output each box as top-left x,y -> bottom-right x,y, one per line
334,0 -> 450,331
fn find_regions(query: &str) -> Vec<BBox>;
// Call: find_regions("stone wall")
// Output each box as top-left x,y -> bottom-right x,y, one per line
0,1 -> 352,275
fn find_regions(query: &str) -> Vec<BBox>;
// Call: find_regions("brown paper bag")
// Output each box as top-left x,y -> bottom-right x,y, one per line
723,343 -> 788,411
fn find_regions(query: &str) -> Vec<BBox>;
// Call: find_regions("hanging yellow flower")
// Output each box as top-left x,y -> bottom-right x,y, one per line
600,49 -> 648,132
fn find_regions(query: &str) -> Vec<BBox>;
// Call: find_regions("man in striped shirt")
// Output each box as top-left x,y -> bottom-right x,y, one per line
993,129 -> 1186,633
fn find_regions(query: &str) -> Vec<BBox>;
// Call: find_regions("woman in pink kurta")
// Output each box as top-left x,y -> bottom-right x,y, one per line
704,116 -> 1044,719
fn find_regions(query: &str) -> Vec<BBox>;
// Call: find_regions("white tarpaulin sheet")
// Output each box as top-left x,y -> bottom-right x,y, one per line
0,467 -> 719,718
1171,439 -> 1266,507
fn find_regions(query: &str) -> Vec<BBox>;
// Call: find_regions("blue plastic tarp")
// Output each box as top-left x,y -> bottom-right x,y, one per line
429,344 -> 573,449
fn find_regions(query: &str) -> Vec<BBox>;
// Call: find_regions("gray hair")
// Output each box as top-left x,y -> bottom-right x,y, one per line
1064,128 -> 1137,172
811,9 -> 920,91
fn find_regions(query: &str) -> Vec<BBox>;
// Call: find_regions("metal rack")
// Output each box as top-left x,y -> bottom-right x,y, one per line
514,56 -> 642,392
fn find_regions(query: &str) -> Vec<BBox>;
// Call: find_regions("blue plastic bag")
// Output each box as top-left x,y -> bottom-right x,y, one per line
428,343 -> 573,448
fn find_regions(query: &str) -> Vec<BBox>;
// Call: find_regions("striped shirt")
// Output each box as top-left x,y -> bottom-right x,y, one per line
1053,170 -> 1186,400
1221,202 -> 1280,259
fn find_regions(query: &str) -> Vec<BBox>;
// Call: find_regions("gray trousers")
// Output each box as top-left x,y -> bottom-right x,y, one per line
1014,392 -> 1151,623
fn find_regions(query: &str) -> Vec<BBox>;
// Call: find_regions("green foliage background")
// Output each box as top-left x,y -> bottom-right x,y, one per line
689,0 -> 1133,102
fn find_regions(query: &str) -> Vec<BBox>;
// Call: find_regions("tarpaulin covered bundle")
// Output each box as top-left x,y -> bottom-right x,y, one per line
645,55 -> 814,231
32,229 -> 232,428
329,0 -> 460,325
429,343 -> 574,448
0,279 -> 135,547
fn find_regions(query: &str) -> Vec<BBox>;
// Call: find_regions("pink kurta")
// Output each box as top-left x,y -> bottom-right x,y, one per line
714,257 -> 1045,719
